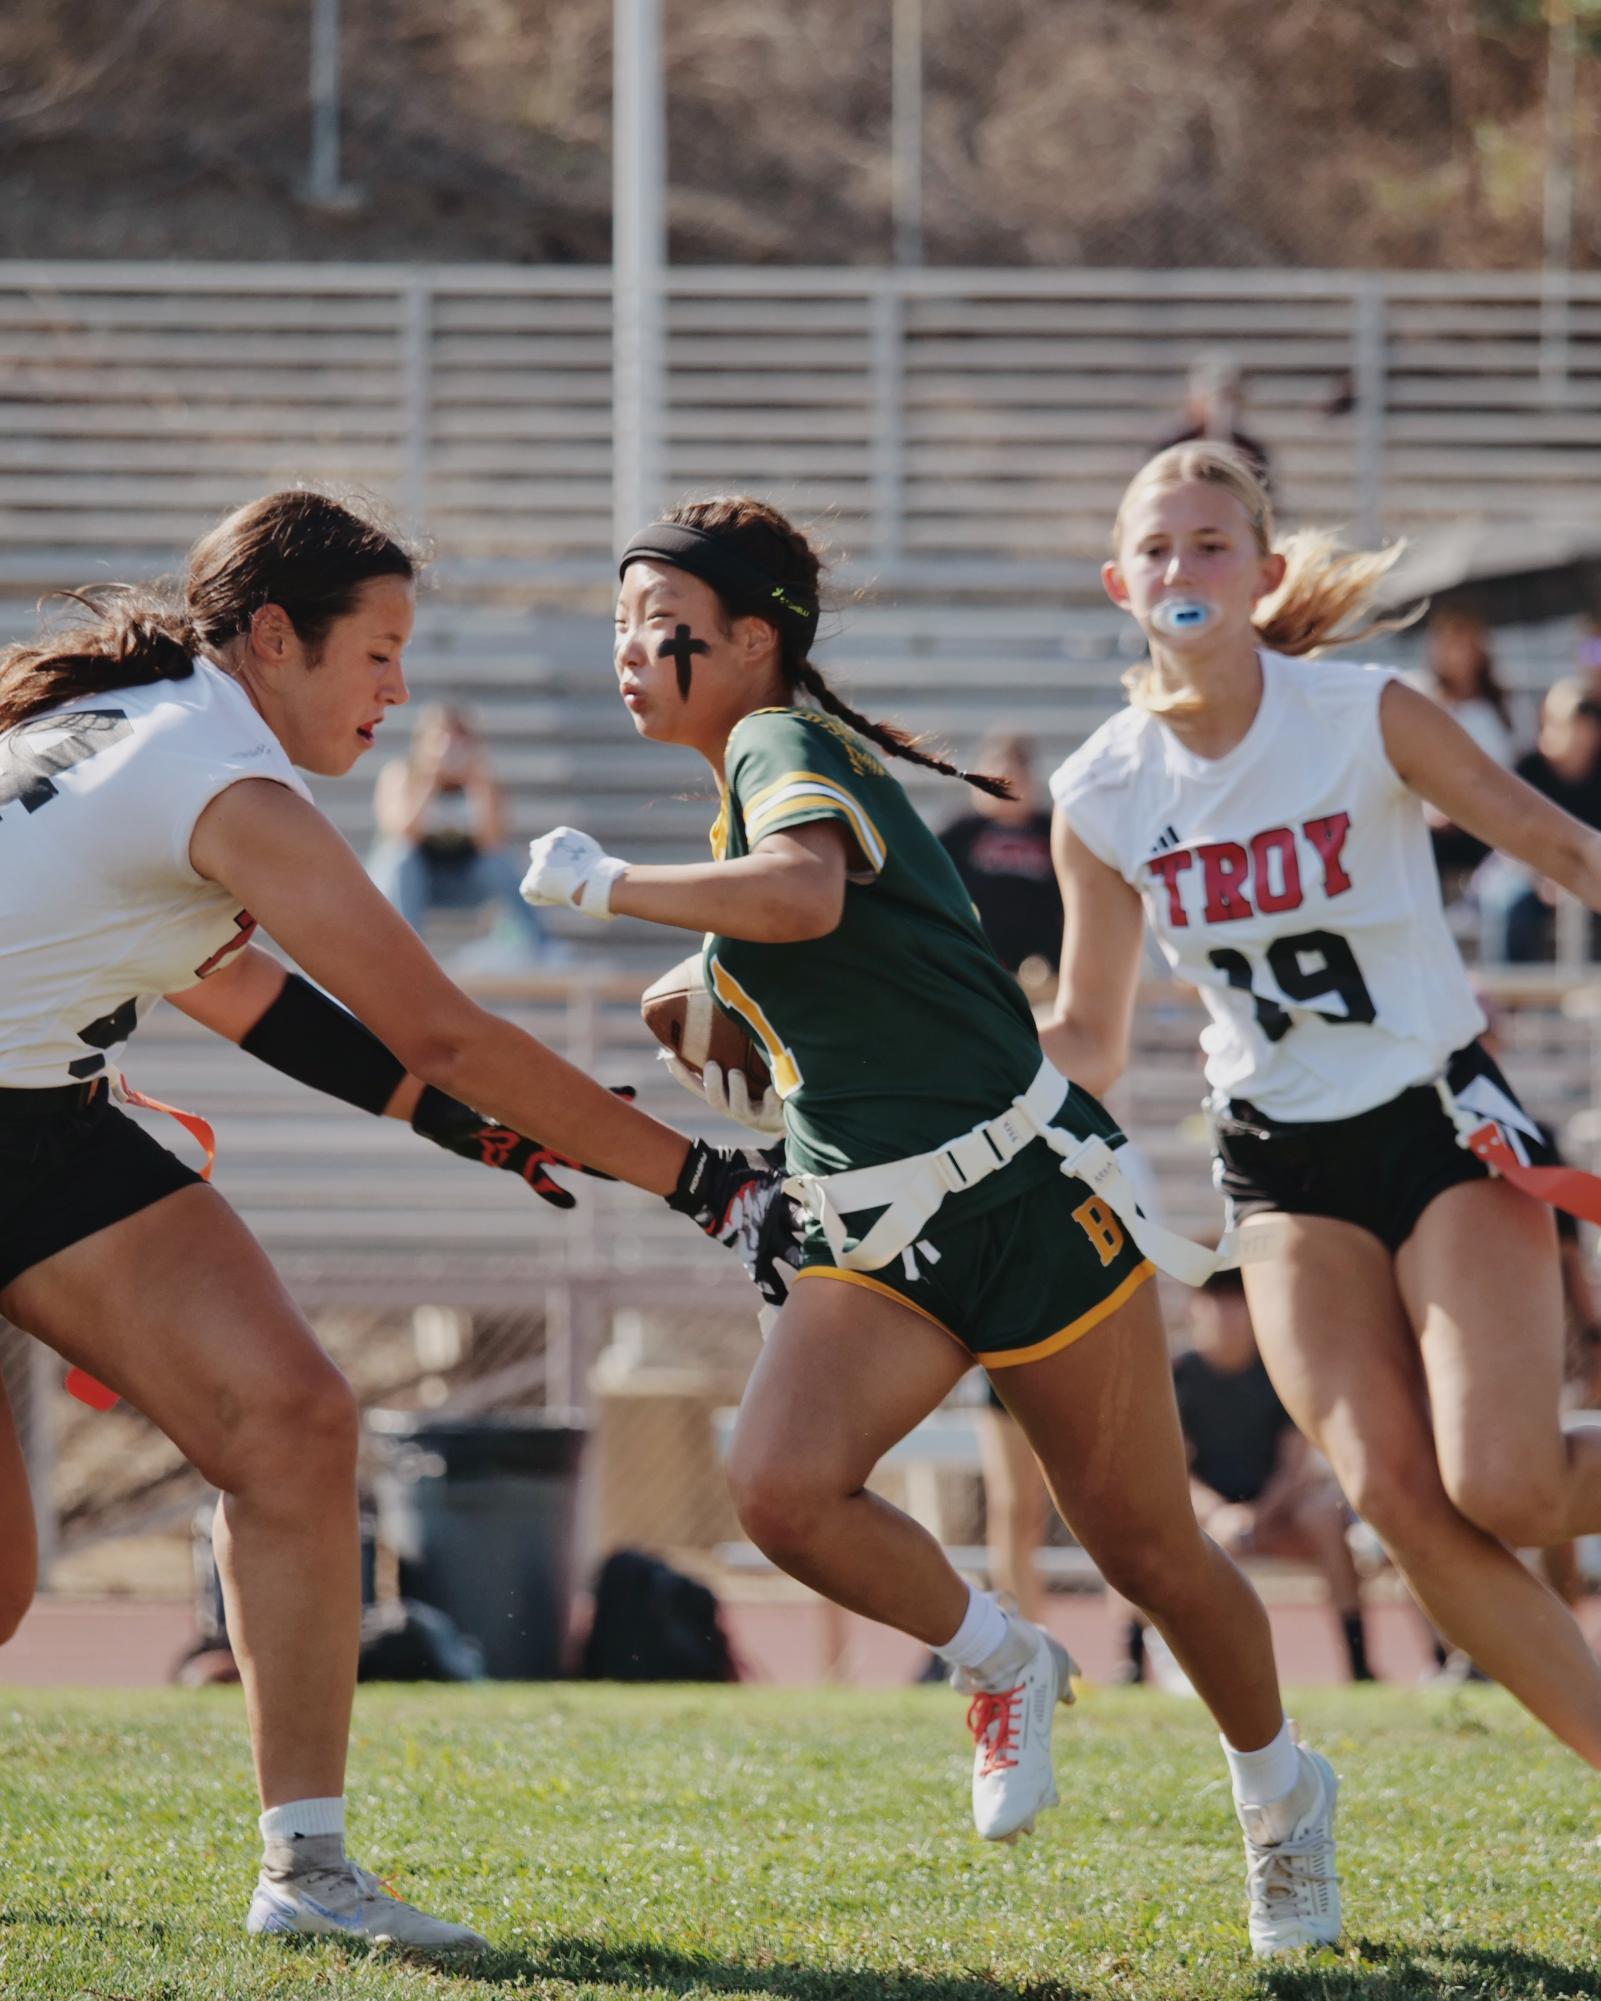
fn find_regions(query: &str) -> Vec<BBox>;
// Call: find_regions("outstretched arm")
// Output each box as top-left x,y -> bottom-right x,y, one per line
168,945 -> 419,1117
1037,811 -> 1146,1100
167,944 -> 611,1208
524,822 -> 849,942
187,779 -> 689,1193
1381,679 -> 1601,907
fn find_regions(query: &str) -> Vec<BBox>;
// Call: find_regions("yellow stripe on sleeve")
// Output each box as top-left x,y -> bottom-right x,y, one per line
741,772 -> 886,873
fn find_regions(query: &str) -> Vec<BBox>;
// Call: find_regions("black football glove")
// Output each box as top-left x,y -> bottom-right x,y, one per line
665,1138 -> 803,1309
411,1083 -> 635,1210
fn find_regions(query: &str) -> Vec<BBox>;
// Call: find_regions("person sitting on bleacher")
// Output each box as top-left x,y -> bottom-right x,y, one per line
368,703 -> 560,971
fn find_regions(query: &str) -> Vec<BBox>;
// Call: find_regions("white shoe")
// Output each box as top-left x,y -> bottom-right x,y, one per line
1236,1747 -> 1341,1958
246,1859 -> 489,1958
956,1619 -> 1076,1842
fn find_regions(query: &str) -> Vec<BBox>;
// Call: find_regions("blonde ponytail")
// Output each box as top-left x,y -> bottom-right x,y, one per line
1253,528 -> 1409,658
1113,443 -> 1414,713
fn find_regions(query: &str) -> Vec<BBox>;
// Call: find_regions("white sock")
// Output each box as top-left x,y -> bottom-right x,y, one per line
259,1796 -> 345,1842
934,1586 -> 1010,1671
1221,1719 -> 1300,1806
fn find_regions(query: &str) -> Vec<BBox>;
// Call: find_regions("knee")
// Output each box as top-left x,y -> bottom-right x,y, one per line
1339,1449 -> 1455,1558
1442,1462 -> 1566,1550
1090,1534 -> 1198,1615
219,1354 -> 358,1498
727,1454 -> 834,1566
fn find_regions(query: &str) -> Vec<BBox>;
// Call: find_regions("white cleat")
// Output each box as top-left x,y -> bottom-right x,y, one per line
246,1859 -> 489,1958
1236,1747 -> 1341,1958
956,1620 -> 1076,1842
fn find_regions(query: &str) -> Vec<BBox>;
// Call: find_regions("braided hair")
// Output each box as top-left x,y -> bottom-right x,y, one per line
656,496 -> 1013,801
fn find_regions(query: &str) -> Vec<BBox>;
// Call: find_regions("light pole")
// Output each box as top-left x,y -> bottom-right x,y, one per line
613,0 -> 668,550
305,0 -> 362,208
892,0 -> 924,265
1542,0 -> 1577,395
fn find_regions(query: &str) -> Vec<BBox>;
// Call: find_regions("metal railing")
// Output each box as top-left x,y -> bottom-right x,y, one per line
6,262 -> 1601,594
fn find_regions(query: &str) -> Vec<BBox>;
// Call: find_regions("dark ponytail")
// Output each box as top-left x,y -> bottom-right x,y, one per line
0,587 -> 196,734
0,488 -> 416,735
657,496 -> 1013,801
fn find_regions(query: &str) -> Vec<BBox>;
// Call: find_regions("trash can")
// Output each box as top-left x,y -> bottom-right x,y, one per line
367,1410 -> 588,1680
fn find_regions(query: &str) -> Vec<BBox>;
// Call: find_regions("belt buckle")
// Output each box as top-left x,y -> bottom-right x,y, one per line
935,1129 -> 992,1193
985,1108 -> 1031,1161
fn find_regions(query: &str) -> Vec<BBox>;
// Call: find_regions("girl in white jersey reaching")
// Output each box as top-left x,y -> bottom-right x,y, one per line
1046,439 -> 1601,1769
0,490 -> 793,1959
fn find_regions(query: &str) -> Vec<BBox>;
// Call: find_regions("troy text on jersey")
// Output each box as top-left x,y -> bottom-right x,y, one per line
1145,812 -> 1353,928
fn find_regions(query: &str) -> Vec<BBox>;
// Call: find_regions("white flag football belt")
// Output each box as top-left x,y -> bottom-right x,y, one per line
785,1057 -> 1240,1287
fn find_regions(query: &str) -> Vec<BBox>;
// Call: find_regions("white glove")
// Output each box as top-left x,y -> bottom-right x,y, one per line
659,1050 -> 786,1135
522,826 -> 628,919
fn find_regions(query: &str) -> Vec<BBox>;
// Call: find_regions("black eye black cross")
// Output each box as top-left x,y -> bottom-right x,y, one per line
658,623 -> 710,699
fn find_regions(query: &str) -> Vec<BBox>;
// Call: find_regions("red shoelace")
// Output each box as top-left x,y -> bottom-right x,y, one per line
966,1684 -> 1023,1775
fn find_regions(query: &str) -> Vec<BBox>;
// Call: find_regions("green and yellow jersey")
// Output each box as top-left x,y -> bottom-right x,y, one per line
705,706 -> 1056,1224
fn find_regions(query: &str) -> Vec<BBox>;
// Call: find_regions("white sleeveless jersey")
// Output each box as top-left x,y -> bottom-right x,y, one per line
1050,651 -> 1484,1122
0,658 -> 311,1088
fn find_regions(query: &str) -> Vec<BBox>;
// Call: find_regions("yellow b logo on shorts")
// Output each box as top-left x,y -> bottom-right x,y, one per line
1072,1196 -> 1125,1267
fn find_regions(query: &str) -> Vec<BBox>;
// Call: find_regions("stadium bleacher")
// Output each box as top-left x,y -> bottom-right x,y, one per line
5,256 -> 1601,1352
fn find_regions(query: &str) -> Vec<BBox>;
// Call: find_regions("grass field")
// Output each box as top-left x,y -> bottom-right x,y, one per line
1,1683 -> 1595,2000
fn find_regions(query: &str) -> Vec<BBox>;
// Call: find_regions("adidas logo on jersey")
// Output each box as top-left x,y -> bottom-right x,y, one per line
1146,824 -> 1183,857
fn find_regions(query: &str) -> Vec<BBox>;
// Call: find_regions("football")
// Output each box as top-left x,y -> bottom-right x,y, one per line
641,952 -> 772,1095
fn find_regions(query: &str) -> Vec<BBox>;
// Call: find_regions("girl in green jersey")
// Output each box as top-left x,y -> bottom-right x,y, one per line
524,495 -> 1340,1958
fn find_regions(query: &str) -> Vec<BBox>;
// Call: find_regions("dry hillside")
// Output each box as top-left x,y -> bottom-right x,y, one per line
0,0 -> 1592,268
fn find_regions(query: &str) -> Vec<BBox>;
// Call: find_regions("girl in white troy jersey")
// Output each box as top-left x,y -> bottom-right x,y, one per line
1046,439 -> 1601,1768
0,490 -> 790,1959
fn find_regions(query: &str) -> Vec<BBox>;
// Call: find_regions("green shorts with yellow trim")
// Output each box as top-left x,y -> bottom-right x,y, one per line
793,1145 -> 1154,1370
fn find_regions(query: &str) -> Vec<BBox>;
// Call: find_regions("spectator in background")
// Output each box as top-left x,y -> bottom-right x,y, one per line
975,1380 -> 1052,1626
1409,610 -> 1518,888
368,703 -> 557,969
1113,1268 -> 1377,1687
1153,352 -> 1273,495
937,732 -> 1062,999
1474,677 -> 1601,962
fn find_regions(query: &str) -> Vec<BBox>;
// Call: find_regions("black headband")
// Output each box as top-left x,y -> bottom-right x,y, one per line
619,522 -> 819,644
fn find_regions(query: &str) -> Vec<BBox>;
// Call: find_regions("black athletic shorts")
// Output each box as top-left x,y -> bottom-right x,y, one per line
1211,1039 -> 1556,1254
0,1082 -> 202,1295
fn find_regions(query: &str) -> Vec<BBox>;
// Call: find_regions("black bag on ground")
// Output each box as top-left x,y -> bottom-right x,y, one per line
357,1598 -> 485,1682
579,1548 -> 739,1682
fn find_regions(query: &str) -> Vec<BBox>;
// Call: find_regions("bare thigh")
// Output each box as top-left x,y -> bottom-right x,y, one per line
1397,1178 -> 1571,1539
1239,1214 -> 1442,1528
1,1185 -> 351,1488
729,1274 -> 971,1497
995,1279 -> 1213,1574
